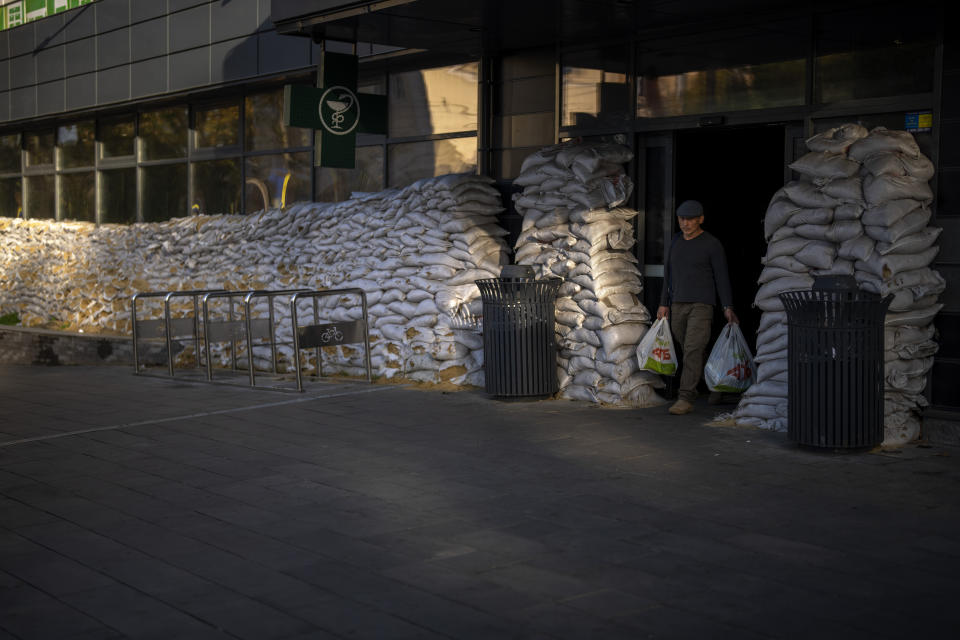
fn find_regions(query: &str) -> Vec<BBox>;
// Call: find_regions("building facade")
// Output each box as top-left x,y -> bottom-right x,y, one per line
1,0 -> 957,418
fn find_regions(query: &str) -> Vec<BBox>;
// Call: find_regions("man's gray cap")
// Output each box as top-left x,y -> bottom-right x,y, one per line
677,200 -> 704,218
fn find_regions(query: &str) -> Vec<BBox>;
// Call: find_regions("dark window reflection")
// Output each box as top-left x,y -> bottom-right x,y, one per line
59,172 -> 96,222
192,159 -> 241,214
245,152 -> 311,212
0,134 -> 21,172
140,108 -> 188,160
58,122 -> 95,169
143,164 -> 188,222
388,138 -> 476,188
316,145 -> 384,202
563,46 -> 629,128
0,178 -> 21,218
26,175 -> 55,219
101,118 -> 135,158
25,132 -> 55,167
196,105 -> 240,149
244,90 -> 311,152
101,168 -> 136,224
815,6 -> 936,103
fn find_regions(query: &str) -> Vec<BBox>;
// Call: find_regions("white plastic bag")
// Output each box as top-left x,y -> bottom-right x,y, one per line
636,318 -> 678,376
704,323 -> 756,393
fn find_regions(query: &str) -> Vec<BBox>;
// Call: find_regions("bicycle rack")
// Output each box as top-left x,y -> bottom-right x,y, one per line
242,288 -> 313,388
131,289 -> 227,377
290,288 -> 372,392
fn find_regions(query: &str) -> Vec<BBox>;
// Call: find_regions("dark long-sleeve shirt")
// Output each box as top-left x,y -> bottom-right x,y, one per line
659,230 -> 734,309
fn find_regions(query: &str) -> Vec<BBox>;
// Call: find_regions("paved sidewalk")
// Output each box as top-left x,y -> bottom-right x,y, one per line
1,364 -> 959,639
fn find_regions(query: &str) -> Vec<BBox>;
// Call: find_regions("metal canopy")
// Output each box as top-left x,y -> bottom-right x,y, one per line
270,0 -> 835,56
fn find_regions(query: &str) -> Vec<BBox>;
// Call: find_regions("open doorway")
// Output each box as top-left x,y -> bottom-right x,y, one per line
674,125 -> 787,351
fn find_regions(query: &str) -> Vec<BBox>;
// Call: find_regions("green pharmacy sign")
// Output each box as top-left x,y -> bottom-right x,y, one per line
1,0 -> 96,31
283,51 -> 387,169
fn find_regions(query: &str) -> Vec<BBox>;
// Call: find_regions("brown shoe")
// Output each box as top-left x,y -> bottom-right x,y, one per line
669,398 -> 694,415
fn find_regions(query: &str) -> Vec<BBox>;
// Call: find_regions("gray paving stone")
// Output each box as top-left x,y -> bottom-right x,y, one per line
1,364 -> 958,638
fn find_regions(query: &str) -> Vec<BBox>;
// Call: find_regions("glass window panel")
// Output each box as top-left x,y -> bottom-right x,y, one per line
0,134 -> 21,173
0,178 -> 21,218
140,107 -> 188,160
196,104 -> 240,149
101,117 -> 135,158
389,62 -> 479,138
143,164 -> 188,222
25,131 -> 55,167
244,90 -> 311,152
244,152 -> 311,212
387,137 -> 476,189
26,175 -> 55,219
815,7 -> 936,103
192,158 -> 241,214
101,168 -> 136,224
636,21 -> 806,118
562,46 -> 629,128
58,121 -> 95,169
59,172 -> 95,222
316,145 -> 384,202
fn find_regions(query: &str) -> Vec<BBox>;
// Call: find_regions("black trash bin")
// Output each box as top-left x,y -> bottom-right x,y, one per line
475,269 -> 561,397
779,276 -> 891,449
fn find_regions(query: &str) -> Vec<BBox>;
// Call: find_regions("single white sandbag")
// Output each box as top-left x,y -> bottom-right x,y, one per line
863,174 -> 933,206
837,234 -> 875,262
848,127 -> 921,161
862,199 -> 923,227
783,182 -> 840,209
861,151 -> 935,182
876,227 -> 941,255
804,123 -> 868,154
789,151 -> 860,179
864,207 -> 932,244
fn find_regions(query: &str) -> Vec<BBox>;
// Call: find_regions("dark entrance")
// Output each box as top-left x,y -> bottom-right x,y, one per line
674,124 -> 787,351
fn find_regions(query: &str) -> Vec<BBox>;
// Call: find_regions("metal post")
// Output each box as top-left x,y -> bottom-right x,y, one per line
202,293 -> 214,382
131,295 -> 141,374
192,294 -> 201,368
313,296 -> 321,379
361,291 -> 371,383
245,292 -> 256,388
269,297 -> 278,374
164,293 -> 176,377
291,294 -> 304,392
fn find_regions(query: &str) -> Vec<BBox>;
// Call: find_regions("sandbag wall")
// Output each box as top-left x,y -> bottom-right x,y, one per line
736,125 -> 943,445
511,142 -> 664,407
0,173 -> 509,385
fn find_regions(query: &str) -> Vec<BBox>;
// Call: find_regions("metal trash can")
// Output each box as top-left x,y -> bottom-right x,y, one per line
779,276 -> 891,449
475,267 -> 561,397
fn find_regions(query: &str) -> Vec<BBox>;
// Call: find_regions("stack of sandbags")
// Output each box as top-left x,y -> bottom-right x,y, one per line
0,173 -> 510,388
736,124 -> 944,446
848,128 -> 943,444
511,142 -> 664,407
735,123 -> 870,431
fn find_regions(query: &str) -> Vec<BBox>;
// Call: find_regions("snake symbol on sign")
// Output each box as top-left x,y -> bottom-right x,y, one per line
325,93 -> 354,130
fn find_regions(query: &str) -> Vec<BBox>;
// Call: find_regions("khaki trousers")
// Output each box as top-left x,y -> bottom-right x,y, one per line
670,302 -> 714,402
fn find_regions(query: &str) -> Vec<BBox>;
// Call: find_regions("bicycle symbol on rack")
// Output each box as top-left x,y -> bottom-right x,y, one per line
320,326 -> 344,344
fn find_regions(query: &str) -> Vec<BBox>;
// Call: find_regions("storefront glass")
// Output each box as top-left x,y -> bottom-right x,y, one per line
25,175 -> 54,219
815,7 -> 936,103
0,177 -> 21,218
244,90 -> 311,152
636,21 -> 806,118
192,159 -> 241,214
25,131 -> 54,167
101,168 -> 136,224
563,46 -> 629,128
59,172 -> 95,222
389,63 -> 479,138
244,152 -> 311,212
316,145 -> 384,203
140,107 -> 188,160
100,117 -> 135,159
142,164 -> 188,222
0,133 -> 20,172
387,137 -> 477,188
58,121 -> 95,168
196,104 -> 240,149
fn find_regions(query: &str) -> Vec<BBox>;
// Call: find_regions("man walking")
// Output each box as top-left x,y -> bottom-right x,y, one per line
657,200 -> 738,415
